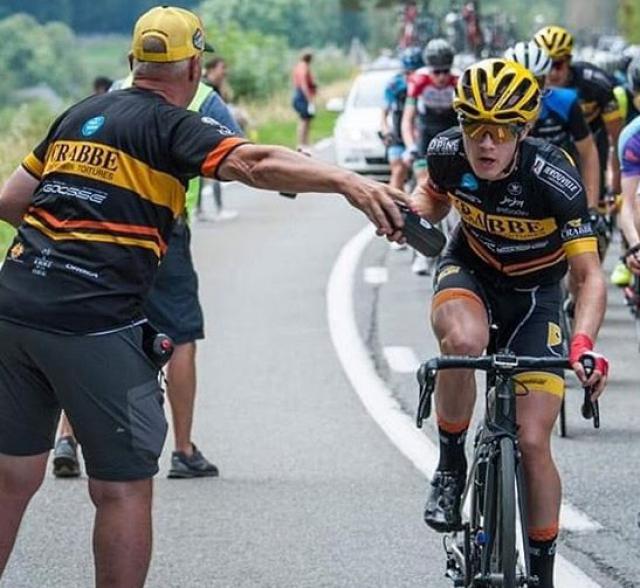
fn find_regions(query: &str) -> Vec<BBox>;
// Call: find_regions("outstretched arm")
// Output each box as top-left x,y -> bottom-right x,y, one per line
217,143 -> 410,238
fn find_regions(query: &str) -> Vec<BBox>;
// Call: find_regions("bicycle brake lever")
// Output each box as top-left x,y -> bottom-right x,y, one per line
579,356 -> 600,429
416,364 -> 436,428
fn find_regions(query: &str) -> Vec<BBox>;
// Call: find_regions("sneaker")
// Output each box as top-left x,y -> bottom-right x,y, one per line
411,253 -> 430,276
423,469 -> 466,532
215,209 -> 239,221
389,241 -> 408,251
168,444 -> 219,479
52,436 -> 81,478
610,261 -> 632,287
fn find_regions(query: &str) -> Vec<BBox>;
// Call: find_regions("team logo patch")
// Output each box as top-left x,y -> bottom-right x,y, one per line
427,136 -> 460,155
192,29 -> 205,51
200,117 -> 234,135
460,173 -> 479,191
547,322 -> 562,347
436,265 -> 461,284
9,242 -> 24,261
561,219 -> 593,240
81,116 -> 105,137
532,155 -> 583,200
507,182 -> 523,196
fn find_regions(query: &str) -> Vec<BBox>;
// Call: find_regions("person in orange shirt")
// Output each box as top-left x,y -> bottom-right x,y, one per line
292,50 -> 317,149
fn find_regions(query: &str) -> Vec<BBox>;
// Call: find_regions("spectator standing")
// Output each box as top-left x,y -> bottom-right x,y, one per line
92,76 -> 113,95
291,50 -> 317,150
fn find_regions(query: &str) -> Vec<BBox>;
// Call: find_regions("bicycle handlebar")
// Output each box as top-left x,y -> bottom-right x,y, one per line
417,353 -> 600,429
421,354 -> 571,372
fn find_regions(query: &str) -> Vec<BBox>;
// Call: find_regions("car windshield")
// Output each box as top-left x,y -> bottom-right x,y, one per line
350,72 -> 396,108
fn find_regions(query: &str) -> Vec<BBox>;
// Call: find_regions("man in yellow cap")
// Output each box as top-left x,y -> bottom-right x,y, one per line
0,6 -> 408,586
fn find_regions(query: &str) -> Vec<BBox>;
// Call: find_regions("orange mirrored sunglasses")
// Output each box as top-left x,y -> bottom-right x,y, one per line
460,120 -> 524,144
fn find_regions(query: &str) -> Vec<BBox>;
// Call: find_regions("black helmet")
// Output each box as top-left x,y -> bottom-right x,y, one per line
424,38 -> 454,68
629,56 -> 640,92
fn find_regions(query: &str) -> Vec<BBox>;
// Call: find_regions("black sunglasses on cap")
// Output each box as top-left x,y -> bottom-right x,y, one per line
432,68 -> 450,75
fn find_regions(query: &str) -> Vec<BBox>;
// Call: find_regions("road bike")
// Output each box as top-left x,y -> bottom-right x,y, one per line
416,347 -> 597,587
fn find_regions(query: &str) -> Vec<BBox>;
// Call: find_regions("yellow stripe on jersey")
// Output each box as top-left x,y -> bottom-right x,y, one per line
41,140 -> 185,217
602,109 -> 622,123
514,372 -> 564,398
24,214 -> 162,258
22,152 -> 44,179
563,236 -> 598,258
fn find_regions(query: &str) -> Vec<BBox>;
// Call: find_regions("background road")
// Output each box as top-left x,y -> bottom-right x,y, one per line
3,143 -> 639,587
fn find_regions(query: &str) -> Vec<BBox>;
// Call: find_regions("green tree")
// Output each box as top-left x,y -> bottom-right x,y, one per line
0,13 -> 85,98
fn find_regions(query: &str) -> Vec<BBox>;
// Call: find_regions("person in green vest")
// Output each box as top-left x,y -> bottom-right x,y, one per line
52,77 -> 241,479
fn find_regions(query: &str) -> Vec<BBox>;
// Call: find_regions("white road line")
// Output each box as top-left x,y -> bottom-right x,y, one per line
383,346 -> 420,373
364,266 -> 388,285
327,224 -> 602,588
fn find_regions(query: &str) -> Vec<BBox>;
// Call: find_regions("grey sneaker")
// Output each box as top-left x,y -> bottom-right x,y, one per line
168,444 -> 219,479
53,436 -> 81,478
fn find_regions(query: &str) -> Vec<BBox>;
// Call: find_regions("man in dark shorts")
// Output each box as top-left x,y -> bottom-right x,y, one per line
412,59 -> 608,587
0,6 -> 408,585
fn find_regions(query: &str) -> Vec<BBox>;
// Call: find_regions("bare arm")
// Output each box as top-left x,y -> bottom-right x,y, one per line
217,144 -> 410,237
0,167 -> 38,227
619,174 -> 640,272
401,103 -> 417,151
568,251 -> 607,395
409,170 -> 451,224
380,107 -> 391,136
606,116 -> 624,194
574,135 -> 600,209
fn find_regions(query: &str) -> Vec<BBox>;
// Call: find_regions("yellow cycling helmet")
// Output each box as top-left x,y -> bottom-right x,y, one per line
533,25 -> 573,59
453,59 -> 541,124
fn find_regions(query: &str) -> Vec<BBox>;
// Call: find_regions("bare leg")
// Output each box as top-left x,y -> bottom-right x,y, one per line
166,342 -> 197,456
432,297 -> 489,423
389,159 -> 408,191
89,478 -> 153,588
517,390 -> 563,529
297,118 -> 311,148
0,452 -> 48,575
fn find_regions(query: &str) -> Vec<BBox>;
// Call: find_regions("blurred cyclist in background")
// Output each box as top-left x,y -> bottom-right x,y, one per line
401,38 -> 458,275
505,42 -> 600,210
534,25 -> 623,202
380,47 -> 423,192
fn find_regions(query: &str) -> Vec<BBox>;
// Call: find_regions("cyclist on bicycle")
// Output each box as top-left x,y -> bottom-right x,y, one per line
401,38 -> 458,183
616,108 -> 640,275
402,38 -> 458,274
380,47 -> 423,191
412,59 -> 608,588
505,41 -> 600,209
610,56 -> 640,285
534,25 -> 624,202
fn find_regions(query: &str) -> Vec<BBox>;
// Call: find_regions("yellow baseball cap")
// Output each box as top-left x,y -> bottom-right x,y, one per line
131,5 -> 213,63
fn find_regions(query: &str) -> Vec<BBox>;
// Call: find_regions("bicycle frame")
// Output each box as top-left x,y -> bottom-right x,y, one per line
418,353 -> 571,587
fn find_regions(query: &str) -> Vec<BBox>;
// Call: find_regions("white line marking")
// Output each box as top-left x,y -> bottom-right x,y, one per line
327,224 -> 601,588
364,266 -> 388,285
383,346 -> 420,373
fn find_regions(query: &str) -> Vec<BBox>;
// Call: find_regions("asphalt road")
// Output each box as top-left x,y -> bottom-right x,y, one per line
3,142 -> 639,587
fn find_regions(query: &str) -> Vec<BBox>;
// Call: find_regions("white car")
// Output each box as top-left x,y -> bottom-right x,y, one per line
330,68 -> 400,177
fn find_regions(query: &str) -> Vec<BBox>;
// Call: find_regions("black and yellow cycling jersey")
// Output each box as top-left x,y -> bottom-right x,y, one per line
567,62 -> 621,134
425,128 -> 598,288
0,87 -> 247,334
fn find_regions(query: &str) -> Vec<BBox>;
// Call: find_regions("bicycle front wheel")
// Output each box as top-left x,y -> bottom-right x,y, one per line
496,436 -> 517,587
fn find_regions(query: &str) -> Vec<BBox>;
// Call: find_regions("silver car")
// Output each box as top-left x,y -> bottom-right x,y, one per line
331,68 -> 400,177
